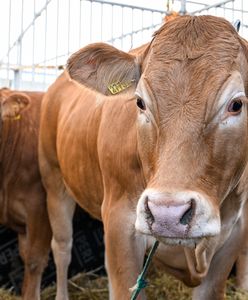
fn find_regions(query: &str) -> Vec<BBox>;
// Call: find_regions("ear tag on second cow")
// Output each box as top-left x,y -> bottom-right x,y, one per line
108,81 -> 133,95
13,115 -> 21,121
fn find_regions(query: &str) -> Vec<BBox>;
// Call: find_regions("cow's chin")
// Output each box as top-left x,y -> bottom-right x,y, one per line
156,236 -> 202,248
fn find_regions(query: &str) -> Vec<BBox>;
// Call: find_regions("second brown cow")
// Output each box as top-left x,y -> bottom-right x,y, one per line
0,88 -> 51,300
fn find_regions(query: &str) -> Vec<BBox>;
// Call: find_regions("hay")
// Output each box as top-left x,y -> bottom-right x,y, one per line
0,288 -> 21,300
1,269 -> 248,300
40,270 -> 248,300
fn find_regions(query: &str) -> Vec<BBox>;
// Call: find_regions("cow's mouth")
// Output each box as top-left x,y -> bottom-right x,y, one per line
156,236 -> 202,248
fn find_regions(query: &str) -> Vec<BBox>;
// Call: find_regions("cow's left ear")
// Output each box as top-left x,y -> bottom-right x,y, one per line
1,93 -> 30,121
67,42 -> 141,95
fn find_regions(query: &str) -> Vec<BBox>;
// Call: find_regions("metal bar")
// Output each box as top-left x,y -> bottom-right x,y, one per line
213,6 -> 248,14
32,0 -> 36,85
67,0 -> 71,55
100,2 -> 103,40
179,0 -> 186,15
43,0 -> 48,88
7,0 -> 12,86
0,0 -> 52,65
14,0 -> 24,89
107,22 -> 161,44
111,4 -> 114,42
82,0 -> 165,14
191,0 -> 234,15
79,0 -> 82,48
141,9 -> 144,41
184,0 -> 207,6
131,8 -> 134,48
55,0 -> 59,74
121,7 -> 124,48
241,0 -> 244,35
90,1 -> 93,41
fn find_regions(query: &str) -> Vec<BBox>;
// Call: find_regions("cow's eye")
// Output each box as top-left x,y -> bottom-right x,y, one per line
228,99 -> 243,115
136,98 -> 146,110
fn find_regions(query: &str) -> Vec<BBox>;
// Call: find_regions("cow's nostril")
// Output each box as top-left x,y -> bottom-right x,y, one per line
145,196 -> 154,224
179,199 -> 195,225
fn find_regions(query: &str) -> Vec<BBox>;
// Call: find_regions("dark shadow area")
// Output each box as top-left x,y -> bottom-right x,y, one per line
0,205 -> 105,294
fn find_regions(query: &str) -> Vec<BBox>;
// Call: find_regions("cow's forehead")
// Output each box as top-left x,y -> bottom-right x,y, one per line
143,16 -> 242,95
138,18 -> 247,124
149,15 -> 239,60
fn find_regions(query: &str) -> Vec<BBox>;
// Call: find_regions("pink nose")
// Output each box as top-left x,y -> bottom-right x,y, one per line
147,198 -> 194,238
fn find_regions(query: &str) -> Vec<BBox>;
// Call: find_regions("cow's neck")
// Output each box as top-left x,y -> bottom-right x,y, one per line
0,121 -> 21,176
0,121 -> 20,224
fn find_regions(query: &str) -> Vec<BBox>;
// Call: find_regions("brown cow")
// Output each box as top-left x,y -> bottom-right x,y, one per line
39,15 -> 248,300
0,88 -> 51,300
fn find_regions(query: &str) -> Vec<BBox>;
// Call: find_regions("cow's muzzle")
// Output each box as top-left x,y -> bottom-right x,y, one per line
135,189 -> 220,246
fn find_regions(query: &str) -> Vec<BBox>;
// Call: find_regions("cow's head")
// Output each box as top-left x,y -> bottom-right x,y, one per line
67,15 -> 248,248
134,16 -> 248,247
0,89 -> 30,121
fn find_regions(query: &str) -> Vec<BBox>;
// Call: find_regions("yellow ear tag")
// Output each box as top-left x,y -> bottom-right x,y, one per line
12,115 -> 21,121
108,81 -> 133,95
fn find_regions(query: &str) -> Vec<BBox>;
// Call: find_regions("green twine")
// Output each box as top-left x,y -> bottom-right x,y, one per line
130,240 -> 159,300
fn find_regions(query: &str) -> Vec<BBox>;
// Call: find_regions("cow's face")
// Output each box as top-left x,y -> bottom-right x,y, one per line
135,16 -> 248,246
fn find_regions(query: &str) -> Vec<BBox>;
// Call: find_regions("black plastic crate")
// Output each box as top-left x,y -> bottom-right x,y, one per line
0,206 -> 105,293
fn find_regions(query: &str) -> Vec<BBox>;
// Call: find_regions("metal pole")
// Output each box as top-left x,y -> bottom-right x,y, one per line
131,8 -> 134,49
141,9 -> 144,42
241,0 -> 244,35
191,0 -> 234,15
111,4 -> 114,45
67,0 -> 71,56
100,2 -> 103,41
55,0 -> 59,75
90,1 -> 93,42
179,0 -> 186,15
43,0 -> 48,89
7,0 -> 12,87
32,0 -> 36,86
14,0 -> 24,89
79,0 -> 82,48
121,7 -> 124,48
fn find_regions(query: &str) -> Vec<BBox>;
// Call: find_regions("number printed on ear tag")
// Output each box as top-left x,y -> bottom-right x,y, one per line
108,81 -> 133,94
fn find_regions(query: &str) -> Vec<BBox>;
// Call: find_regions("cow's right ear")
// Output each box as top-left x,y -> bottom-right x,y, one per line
1,93 -> 30,121
67,43 -> 141,95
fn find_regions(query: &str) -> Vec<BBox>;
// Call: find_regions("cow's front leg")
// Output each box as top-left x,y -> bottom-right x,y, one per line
192,219 -> 243,300
47,190 -> 76,300
102,198 -> 147,300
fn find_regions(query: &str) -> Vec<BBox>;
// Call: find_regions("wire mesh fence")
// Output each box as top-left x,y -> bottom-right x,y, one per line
0,0 -> 247,91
